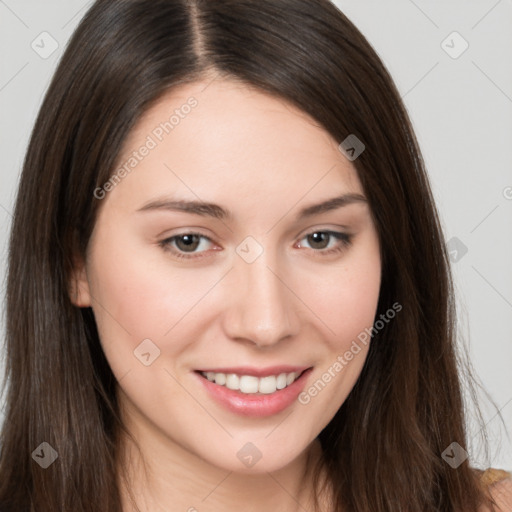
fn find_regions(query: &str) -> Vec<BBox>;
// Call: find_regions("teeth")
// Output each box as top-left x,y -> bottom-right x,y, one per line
225,373 -> 239,390
276,373 -> 287,389
201,371 -> 301,394
214,372 -> 226,385
240,375 -> 259,393
258,375 -> 278,394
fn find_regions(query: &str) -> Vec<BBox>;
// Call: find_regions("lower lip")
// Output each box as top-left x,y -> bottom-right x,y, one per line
194,368 -> 313,417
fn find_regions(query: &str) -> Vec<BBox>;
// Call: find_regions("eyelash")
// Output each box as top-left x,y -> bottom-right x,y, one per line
158,230 -> 353,260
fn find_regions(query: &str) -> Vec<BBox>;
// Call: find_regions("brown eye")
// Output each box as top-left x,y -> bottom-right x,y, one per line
306,232 -> 330,249
297,230 -> 353,255
159,233 -> 215,259
174,234 -> 201,252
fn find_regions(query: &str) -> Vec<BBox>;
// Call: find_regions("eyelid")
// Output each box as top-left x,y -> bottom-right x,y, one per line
295,223 -> 351,240
155,225 -> 218,241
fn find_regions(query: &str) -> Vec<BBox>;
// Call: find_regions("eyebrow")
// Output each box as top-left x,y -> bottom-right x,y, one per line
136,193 -> 367,221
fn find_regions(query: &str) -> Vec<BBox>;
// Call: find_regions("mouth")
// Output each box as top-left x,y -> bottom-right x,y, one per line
195,367 -> 310,395
193,366 -> 314,417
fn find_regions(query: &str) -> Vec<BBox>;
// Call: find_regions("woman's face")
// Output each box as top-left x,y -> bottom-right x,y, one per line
72,78 -> 381,474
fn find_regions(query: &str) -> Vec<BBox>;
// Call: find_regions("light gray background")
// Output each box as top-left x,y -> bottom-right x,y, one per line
0,0 -> 511,470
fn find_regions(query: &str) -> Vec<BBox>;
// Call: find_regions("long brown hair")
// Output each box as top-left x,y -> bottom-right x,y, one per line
0,0 -> 499,510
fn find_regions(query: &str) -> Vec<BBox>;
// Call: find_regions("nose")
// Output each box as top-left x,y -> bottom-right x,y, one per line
221,247 -> 301,348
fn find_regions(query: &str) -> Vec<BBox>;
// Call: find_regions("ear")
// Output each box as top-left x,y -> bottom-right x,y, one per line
68,253 -> 92,308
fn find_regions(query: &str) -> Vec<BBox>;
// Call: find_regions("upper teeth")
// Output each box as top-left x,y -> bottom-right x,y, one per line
201,371 -> 300,394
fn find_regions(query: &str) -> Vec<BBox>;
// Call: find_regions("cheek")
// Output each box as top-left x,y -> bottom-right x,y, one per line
313,236 -> 380,414
92,257 -> 215,337
87,217 -> 380,376
295,238 -> 381,422
85,226 -> 226,370
305,233 -> 381,350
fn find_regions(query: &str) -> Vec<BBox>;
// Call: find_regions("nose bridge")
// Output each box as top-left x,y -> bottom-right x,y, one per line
223,243 -> 299,346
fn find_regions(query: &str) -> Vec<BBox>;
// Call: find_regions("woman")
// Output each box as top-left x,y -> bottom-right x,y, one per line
0,0 -> 510,510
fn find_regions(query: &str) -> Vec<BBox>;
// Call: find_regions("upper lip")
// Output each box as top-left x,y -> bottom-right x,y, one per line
194,365 -> 312,378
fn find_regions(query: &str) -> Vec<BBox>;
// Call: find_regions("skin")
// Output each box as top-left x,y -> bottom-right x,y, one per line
70,78 -> 382,512
481,478 -> 512,512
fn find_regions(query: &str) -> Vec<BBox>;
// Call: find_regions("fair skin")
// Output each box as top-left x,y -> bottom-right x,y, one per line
481,477 -> 512,512
70,78 -> 382,511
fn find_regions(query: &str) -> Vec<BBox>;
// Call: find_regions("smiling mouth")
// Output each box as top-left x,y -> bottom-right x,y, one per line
195,368 -> 310,395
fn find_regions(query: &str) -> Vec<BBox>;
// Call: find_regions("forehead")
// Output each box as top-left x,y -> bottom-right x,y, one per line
107,78 -> 363,213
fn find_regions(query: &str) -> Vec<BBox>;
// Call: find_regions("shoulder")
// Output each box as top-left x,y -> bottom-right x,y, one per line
488,476 -> 512,512
476,468 -> 512,512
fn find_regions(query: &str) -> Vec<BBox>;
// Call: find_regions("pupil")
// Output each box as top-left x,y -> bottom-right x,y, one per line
308,232 -> 329,249
177,235 -> 200,252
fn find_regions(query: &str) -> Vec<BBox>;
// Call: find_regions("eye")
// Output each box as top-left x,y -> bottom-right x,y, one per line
159,230 -> 353,260
296,230 -> 353,255
159,233 -> 215,259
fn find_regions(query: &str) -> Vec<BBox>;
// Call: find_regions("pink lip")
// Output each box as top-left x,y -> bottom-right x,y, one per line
194,367 -> 313,417
194,365 -> 310,378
